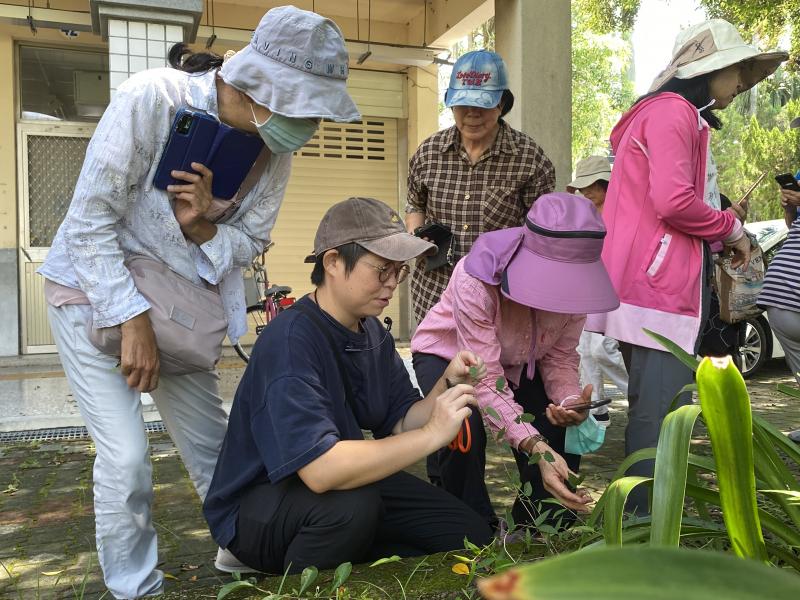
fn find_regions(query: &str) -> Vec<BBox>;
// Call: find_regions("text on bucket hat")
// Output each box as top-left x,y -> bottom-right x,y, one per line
219,5 -> 360,122
445,50 -> 514,115
649,18 -> 788,94
305,198 -> 436,263
463,193 -> 619,315
568,155 -> 612,190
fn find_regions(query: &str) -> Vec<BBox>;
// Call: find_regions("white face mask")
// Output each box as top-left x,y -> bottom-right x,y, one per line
250,104 -> 319,154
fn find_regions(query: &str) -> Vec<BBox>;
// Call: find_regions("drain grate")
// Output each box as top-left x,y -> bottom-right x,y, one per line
0,421 -> 167,444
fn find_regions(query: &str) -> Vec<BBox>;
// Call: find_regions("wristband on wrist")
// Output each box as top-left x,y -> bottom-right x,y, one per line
521,434 -> 548,454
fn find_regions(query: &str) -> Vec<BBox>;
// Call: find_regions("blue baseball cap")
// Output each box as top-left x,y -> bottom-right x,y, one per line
444,50 -> 514,115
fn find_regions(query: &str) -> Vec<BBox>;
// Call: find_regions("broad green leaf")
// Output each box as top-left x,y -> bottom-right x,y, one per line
368,555 -> 401,568
476,546 -> 800,600
523,482 -> 533,497
650,404 -> 702,547
685,483 -> 800,548
484,406 -> 501,421
330,561 -> 352,591
777,382 -> 800,399
761,489 -> 800,505
298,565 -> 318,595
600,476 -> 652,545
517,413 -> 535,423
753,414 -> 800,466
217,580 -> 255,600
751,428 -> 800,530
643,328 -> 700,372
469,366 -> 479,379
543,452 -> 555,463
696,356 -> 767,562
668,383 -> 698,412
495,376 -> 506,392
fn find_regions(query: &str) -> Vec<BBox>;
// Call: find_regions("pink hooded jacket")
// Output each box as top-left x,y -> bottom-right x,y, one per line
587,92 -> 741,353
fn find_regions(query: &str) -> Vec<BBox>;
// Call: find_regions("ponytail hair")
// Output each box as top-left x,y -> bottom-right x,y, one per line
168,42 -> 223,74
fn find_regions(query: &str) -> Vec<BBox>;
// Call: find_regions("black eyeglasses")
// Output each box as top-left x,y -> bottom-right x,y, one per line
362,260 -> 410,284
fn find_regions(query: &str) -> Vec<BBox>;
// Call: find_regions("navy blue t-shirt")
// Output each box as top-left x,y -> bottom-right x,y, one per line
203,295 -> 422,549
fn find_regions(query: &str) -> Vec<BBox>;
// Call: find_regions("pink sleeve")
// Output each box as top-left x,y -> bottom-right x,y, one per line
452,274 -> 538,449
642,105 -> 738,242
537,314 -> 585,404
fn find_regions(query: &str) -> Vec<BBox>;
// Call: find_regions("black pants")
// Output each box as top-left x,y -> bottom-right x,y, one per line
228,470 -> 492,574
412,353 -> 581,529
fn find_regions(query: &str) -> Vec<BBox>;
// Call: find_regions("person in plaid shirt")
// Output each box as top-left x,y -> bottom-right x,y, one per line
405,50 -> 555,324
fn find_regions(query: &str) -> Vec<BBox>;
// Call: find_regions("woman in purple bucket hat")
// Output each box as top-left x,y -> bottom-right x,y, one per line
411,193 -> 619,531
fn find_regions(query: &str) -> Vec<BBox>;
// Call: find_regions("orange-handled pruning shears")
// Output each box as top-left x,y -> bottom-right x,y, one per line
444,376 -> 472,453
448,420 -> 472,453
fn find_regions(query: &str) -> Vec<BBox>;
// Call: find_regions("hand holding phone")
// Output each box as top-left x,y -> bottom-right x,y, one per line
568,397 -> 612,412
775,172 -> 800,192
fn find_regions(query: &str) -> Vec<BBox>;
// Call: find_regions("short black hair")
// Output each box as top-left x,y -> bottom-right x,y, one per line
310,242 -> 370,286
596,179 -> 609,192
634,72 -> 722,130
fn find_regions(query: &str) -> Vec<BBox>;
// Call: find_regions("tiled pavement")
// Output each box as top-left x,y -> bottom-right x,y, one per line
0,355 -> 797,599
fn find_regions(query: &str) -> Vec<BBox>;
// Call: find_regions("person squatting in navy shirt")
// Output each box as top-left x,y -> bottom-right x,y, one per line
204,197 -> 493,574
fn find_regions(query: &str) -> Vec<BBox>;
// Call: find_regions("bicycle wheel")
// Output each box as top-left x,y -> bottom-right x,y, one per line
233,342 -> 251,363
234,303 -> 270,364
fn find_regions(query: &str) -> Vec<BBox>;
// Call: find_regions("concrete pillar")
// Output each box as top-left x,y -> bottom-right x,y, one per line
0,30 -> 19,356
108,19 -> 184,93
495,0 -> 572,190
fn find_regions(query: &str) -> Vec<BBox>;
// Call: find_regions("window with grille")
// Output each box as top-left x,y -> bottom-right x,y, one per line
298,120 -> 388,160
27,135 -> 90,247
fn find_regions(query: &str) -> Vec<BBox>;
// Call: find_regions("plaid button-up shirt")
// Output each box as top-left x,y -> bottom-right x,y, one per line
405,121 -> 555,323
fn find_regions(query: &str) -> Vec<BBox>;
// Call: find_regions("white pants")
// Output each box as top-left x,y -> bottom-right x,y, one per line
48,304 -> 228,599
578,330 -> 629,406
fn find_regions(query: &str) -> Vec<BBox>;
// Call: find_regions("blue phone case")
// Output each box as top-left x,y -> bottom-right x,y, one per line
154,108 -> 264,200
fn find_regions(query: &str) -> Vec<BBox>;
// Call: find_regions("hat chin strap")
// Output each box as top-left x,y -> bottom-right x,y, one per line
696,98 -> 716,129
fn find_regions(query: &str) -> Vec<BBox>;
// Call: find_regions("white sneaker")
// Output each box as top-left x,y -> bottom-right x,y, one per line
215,547 -> 261,573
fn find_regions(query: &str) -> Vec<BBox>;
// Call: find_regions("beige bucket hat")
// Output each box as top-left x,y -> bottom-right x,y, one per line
649,19 -> 788,94
568,155 -> 612,190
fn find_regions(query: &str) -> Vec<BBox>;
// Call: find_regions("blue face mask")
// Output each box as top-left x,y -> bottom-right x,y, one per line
250,105 -> 319,154
565,414 -> 608,455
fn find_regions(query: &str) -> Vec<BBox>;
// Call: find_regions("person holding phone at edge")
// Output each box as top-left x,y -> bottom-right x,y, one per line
411,193 -> 620,531
759,167 -> 800,443
203,198 -> 493,575
587,19 -> 786,514
37,7 -> 360,598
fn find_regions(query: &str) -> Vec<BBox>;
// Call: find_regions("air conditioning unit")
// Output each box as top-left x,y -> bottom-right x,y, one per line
74,71 -> 109,118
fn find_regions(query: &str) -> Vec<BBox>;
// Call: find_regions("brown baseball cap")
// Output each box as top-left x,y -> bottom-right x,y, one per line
304,197 -> 436,263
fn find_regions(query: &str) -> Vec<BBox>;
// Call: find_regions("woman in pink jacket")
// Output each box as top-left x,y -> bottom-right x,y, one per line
590,19 -> 786,512
411,193 -> 619,529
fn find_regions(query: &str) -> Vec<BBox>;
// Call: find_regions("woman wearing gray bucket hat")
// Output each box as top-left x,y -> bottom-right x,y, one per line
590,18 -> 787,514
36,5 -> 358,598
405,49 -> 556,327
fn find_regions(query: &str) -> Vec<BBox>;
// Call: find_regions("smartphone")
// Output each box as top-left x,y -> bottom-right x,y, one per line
154,108 -> 264,200
569,398 -> 612,412
154,109 -> 218,192
206,123 -> 264,199
775,172 -> 800,192
414,222 -> 452,244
